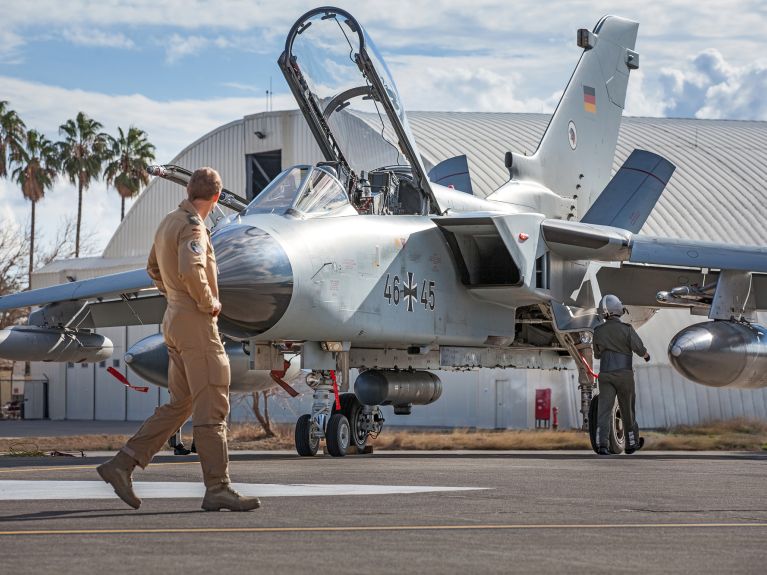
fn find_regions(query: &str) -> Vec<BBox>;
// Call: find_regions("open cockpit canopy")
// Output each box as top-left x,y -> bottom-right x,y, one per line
242,165 -> 356,218
279,6 -> 439,215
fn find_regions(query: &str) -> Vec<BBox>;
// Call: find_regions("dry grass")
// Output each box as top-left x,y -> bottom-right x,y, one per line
1,418 -> 766,455
368,428 -> 591,450
643,418 -> 767,451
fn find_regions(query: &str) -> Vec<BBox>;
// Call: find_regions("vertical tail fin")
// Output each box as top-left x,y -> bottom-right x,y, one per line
511,16 -> 639,219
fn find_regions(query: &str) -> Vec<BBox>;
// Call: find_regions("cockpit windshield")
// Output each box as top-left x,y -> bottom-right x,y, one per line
279,7 -> 439,214
242,166 -> 352,218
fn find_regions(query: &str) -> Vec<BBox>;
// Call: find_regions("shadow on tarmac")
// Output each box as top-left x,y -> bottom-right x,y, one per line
0,508 -> 203,522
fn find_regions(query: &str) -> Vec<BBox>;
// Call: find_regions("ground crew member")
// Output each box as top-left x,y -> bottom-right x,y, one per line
593,294 -> 650,456
97,167 -> 260,512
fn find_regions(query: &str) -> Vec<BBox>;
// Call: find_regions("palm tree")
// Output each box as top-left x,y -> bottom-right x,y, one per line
0,100 -> 26,178
58,112 -> 108,257
12,130 -> 59,287
104,127 -> 156,220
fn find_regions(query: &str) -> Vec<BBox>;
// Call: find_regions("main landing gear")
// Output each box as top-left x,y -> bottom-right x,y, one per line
588,394 -> 626,454
294,370 -> 384,457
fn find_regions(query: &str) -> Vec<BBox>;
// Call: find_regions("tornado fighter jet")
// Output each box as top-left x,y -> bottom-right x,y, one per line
3,7 -> 767,457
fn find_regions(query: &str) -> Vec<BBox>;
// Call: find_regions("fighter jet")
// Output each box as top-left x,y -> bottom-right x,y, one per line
2,7 -> 767,457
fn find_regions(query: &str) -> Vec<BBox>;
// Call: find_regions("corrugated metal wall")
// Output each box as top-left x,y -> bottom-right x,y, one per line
28,110 -> 767,425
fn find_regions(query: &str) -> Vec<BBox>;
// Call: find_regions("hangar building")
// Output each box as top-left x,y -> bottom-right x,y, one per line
24,110 -> 767,429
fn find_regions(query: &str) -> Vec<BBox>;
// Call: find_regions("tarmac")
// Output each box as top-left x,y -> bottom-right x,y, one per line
0,442 -> 765,575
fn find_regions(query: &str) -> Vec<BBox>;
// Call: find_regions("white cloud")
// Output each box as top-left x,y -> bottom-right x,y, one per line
62,28 -> 136,49
655,49 -> 767,120
165,34 -> 211,64
0,28 -> 25,64
390,55 -> 558,113
222,82 -> 264,93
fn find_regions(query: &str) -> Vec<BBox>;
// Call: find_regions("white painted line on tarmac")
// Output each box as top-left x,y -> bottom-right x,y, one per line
0,480 -> 487,500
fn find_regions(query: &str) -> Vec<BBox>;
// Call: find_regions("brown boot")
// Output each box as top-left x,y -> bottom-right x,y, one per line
201,483 -> 261,512
97,451 -> 141,509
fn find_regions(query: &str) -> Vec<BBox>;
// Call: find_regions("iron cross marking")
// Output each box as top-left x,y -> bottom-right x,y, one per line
403,272 -> 417,312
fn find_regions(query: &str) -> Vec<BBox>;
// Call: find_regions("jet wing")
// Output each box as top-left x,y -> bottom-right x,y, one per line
542,219 -> 767,272
0,269 -> 153,310
595,264 -> 767,308
0,268 -> 165,328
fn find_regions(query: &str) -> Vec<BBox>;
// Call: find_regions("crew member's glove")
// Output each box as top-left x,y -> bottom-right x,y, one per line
644,353 -> 651,362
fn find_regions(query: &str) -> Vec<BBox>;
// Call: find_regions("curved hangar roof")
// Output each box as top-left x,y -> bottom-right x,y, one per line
104,112 -> 767,258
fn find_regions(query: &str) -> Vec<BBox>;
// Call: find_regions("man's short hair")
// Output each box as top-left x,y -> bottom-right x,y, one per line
187,167 -> 222,201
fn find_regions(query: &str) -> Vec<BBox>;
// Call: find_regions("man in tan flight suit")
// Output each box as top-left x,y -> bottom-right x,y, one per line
593,294 -> 650,456
97,167 -> 260,512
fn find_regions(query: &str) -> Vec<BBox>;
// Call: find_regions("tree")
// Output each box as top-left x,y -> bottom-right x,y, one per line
12,130 -> 59,287
0,100 -> 26,179
251,391 -> 276,437
104,126 -> 156,220
0,221 -> 29,330
58,112 -> 108,257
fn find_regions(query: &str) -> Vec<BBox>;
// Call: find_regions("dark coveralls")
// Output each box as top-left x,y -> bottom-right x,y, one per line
593,316 -> 647,450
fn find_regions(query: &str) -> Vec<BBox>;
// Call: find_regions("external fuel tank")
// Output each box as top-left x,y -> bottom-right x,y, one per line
668,320 -> 767,389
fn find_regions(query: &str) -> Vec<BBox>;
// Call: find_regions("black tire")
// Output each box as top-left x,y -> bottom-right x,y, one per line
588,394 -> 626,454
588,395 -> 599,453
295,414 -> 319,457
325,413 -> 350,457
339,393 -> 368,452
609,401 -> 626,454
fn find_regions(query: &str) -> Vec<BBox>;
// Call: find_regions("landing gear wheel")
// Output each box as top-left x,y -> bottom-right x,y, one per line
295,414 -> 319,457
609,401 -> 625,454
587,395 -> 625,454
338,393 -> 368,452
325,413 -> 350,457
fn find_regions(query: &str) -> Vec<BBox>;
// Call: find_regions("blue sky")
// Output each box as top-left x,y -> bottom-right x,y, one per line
1,0 -> 767,254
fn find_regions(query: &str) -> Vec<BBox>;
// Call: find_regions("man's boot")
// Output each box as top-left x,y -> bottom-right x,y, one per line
97,450 -> 141,509
625,437 -> 645,454
202,483 -> 261,512
194,424 -> 260,511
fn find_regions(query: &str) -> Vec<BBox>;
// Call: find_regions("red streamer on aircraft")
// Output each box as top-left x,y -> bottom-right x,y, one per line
270,360 -> 300,397
106,367 -> 149,393
577,353 -> 599,380
329,370 -> 341,411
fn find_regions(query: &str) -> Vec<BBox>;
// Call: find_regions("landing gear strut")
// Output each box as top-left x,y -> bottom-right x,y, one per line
294,371 -> 384,457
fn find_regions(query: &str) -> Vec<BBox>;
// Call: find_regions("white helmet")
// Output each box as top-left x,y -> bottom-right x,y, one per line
599,294 -> 624,317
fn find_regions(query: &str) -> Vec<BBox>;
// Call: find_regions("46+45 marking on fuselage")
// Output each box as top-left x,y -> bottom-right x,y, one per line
383,272 -> 436,312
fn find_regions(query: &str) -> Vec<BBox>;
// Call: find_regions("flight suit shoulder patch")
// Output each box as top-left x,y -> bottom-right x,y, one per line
188,239 -> 204,255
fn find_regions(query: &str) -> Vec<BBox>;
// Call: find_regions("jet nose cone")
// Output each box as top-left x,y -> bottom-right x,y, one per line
211,225 -> 293,335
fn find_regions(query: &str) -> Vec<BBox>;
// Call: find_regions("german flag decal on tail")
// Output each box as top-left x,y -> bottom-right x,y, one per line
583,85 -> 596,113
